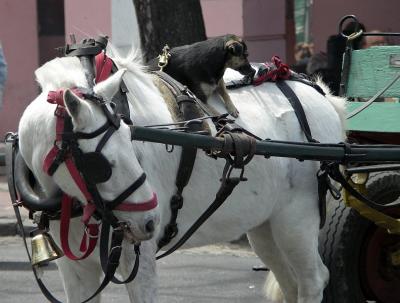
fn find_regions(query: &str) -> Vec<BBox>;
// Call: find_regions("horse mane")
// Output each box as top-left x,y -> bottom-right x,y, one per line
35,56 -> 88,91
109,46 -> 173,124
33,44 -> 173,125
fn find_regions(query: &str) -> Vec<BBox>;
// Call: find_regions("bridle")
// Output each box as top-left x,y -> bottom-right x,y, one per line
44,86 -> 157,239
5,37 -> 160,302
36,86 -> 157,302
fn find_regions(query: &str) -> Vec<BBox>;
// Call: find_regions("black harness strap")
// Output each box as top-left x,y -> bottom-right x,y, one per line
153,71 -> 205,250
110,64 -> 131,121
275,80 -> 333,228
275,80 -> 317,143
322,162 -> 391,211
157,132 -> 256,259
100,222 -> 140,284
105,173 -> 147,210
156,162 -> 240,259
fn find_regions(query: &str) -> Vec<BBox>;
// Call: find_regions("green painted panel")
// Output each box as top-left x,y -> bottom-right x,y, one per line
346,46 -> 400,98
295,0 -> 306,43
346,102 -> 400,133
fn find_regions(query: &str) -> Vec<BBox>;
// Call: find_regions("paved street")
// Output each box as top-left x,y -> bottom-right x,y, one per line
0,236 -> 270,303
0,169 -> 272,302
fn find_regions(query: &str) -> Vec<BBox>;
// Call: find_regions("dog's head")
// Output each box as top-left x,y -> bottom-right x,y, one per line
224,36 -> 255,77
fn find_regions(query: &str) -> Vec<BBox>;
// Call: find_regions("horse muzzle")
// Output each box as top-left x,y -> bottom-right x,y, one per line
121,214 -> 160,244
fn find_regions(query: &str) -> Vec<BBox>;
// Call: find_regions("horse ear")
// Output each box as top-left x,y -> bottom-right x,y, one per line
64,89 -> 82,118
94,68 -> 127,101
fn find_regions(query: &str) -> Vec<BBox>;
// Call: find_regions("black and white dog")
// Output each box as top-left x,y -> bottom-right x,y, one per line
150,34 -> 255,117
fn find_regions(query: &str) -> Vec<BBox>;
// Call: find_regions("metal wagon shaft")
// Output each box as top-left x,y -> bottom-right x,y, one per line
130,126 -> 400,163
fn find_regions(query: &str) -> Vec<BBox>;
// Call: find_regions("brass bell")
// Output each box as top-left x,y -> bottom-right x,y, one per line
31,230 -> 63,266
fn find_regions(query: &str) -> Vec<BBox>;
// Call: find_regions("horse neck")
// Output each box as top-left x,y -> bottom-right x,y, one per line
125,73 -> 172,126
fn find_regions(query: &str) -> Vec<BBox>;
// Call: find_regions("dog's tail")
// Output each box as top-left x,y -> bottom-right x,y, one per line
264,271 -> 284,302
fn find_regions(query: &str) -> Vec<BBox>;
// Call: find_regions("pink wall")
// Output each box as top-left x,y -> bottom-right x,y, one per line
243,0 -> 286,62
312,0 -> 400,53
243,0 -> 285,37
39,36 -> 65,65
201,0 -> 288,62
0,0 -> 39,135
64,0 -> 111,42
201,0 -> 244,37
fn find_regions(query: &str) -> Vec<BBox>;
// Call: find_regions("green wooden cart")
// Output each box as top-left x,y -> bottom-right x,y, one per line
319,21 -> 400,303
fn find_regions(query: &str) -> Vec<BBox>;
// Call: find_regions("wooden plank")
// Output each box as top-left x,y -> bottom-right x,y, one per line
346,102 -> 400,133
346,46 -> 400,98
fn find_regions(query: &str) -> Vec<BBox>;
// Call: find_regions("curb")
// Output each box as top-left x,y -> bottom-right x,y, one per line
0,218 -> 35,237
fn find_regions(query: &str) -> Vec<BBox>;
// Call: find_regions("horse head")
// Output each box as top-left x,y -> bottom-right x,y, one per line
18,65 -> 160,243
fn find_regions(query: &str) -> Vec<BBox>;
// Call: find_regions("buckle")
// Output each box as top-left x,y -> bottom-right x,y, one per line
54,105 -> 66,117
170,194 -> 183,210
84,225 -> 99,239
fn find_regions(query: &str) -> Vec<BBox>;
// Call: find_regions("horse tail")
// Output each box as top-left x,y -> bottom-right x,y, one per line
264,271 -> 284,302
316,78 -> 347,134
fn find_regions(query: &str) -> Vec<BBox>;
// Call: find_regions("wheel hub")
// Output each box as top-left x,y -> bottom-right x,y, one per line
360,209 -> 400,302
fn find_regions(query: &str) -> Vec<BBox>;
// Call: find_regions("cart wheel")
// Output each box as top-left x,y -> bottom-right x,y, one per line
320,173 -> 400,303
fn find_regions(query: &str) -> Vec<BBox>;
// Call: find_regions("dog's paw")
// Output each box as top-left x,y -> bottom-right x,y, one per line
228,107 -> 239,118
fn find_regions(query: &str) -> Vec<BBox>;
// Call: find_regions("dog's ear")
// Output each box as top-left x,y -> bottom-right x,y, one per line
227,42 -> 244,56
226,40 -> 249,57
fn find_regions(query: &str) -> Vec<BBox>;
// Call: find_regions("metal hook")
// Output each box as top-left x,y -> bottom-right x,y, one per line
339,15 -> 359,38
165,144 -> 174,153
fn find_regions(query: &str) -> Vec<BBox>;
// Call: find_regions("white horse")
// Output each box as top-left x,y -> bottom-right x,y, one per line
18,48 -> 345,303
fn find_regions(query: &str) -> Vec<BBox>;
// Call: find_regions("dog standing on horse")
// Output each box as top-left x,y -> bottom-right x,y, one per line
148,34 -> 255,117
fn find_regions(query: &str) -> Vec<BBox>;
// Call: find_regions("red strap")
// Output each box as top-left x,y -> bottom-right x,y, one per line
64,157 -> 93,201
95,52 -> 114,83
43,146 -> 60,175
79,224 -> 98,252
82,202 -> 97,225
47,90 -> 65,106
269,56 -> 290,81
47,88 -> 83,106
42,109 -> 66,174
115,193 -> 158,212
60,195 -> 99,260
254,56 -> 291,86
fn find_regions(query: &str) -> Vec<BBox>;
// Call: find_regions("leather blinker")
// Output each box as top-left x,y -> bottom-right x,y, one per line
76,152 -> 112,183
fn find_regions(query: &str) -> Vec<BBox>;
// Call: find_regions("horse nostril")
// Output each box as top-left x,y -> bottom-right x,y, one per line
145,220 -> 155,233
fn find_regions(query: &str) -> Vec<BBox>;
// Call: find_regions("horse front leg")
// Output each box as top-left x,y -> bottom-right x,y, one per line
56,256 -> 102,303
119,240 -> 158,303
50,220 -> 102,303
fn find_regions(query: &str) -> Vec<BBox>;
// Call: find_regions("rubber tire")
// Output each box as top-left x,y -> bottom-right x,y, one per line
320,172 -> 400,303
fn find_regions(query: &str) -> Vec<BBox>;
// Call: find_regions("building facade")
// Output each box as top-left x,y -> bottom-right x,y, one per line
0,0 -> 399,134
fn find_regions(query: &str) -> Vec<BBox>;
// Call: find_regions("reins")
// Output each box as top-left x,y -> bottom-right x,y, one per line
156,131 -> 256,259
